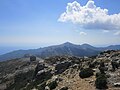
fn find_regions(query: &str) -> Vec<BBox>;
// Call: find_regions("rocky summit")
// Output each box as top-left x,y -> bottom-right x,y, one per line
0,50 -> 120,90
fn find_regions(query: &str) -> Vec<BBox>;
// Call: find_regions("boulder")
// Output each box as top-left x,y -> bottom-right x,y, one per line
114,83 -> 120,87
30,56 -> 36,62
70,64 -> 79,69
45,86 -> 50,90
36,69 -> 53,82
34,63 -> 46,77
55,61 -> 71,74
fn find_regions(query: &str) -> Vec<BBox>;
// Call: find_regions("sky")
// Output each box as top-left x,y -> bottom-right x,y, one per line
0,0 -> 120,54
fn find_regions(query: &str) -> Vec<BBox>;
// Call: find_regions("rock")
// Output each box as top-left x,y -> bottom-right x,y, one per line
59,86 -> 68,90
24,54 -> 32,58
45,56 -> 67,65
45,86 -> 50,90
34,63 -> 46,77
70,57 -> 81,64
55,61 -> 71,74
30,56 -> 36,62
114,83 -> 120,87
37,63 -> 46,71
54,75 -> 63,83
36,69 -> 52,82
70,64 -> 79,69
32,88 -> 38,90
0,84 -> 7,90
89,80 -> 94,83
52,76 -> 61,82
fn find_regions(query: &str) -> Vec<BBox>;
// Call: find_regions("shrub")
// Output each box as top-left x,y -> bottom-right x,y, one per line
96,72 -> 105,78
47,80 -> 57,90
100,61 -> 105,67
79,68 -> 94,78
96,72 -> 101,78
99,66 -> 105,74
37,81 -> 46,90
89,63 -> 95,68
111,61 -> 119,71
95,74 -> 108,89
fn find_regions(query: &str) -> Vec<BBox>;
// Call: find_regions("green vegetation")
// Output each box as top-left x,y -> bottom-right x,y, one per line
79,68 -> 94,78
111,60 -> 119,71
95,74 -> 108,89
99,61 -> 106,74
89,62 -> 97,68
47,80 -> 58,90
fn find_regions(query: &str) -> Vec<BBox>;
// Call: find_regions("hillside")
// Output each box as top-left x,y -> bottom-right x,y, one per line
0,50 -> 120,90
0,42 -> 120,61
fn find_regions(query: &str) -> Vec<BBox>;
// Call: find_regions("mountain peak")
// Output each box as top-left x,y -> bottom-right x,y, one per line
63,42 -> 74,45
81,43 -> 96,50
81,43 -> 92,47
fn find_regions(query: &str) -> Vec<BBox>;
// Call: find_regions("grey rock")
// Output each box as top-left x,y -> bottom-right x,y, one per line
55,61 -> 71,74
36,69 -> 53,81
59,86 -> 68,90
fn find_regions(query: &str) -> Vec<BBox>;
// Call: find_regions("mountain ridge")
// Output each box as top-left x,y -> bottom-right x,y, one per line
0,42 -> 120,61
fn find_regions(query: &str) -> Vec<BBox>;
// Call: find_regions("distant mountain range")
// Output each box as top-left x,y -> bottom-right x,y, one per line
0,42 -> 120,61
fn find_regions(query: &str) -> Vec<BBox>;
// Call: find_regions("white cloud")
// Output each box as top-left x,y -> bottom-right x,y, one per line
114,31 -> 120,35
80,32 -> 87,35
58,0 -> 120,30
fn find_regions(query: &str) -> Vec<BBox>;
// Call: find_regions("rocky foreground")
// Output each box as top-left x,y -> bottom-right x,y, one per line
0,50 -> 120,90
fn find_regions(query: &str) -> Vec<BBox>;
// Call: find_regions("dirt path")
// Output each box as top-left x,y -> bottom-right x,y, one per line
55,68 -> 96,90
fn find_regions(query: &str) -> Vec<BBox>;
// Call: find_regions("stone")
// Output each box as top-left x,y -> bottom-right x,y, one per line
45,86 -> 50,90
34,63 -> 46,77
114,83 -> 120,87
30,56 -> 36,62
59,86 -> 68,90
55,61 -> 71,74
36,69 -> 53,82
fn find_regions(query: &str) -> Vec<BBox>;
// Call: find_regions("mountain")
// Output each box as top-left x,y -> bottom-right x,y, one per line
0,42 -> 120,61
105,45 -> 120,50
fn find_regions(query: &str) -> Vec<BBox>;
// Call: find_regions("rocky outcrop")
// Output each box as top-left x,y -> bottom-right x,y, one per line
36,69 -> 53,81
34,63 -> 46,77
55,61 -> 72,74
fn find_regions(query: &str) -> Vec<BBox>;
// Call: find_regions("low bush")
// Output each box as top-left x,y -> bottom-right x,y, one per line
95,74 -> 108,89
96,72 -> 106,78
79,68 -> 94,78
47,80 -> 57,90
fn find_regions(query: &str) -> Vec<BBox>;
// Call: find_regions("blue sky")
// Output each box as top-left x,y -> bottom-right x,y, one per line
0,0 -> 120,54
